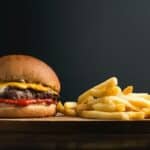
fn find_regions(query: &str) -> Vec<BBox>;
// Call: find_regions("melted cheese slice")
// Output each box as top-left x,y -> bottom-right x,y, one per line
0,82 -> 57,94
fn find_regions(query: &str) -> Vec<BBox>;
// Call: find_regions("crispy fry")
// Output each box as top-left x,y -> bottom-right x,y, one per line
127,112 -> 145,120
64,108 -> 77,116
143,94 -> 150,100
77,86 -> 120,105
86,97 -> 102,105
90,88 -> 105,97
56,101 -> 65,114
123,86 -> 133,95
120,95 -> 150,108
76,103 -> 90,113
142,108 -> 150,118
92,103 -> 125,112
64,102 -> 77,109
115,104 -> 126,112
78,77 -> 118,103
128,93 -> 149,98
77,88 -> 106,104
92,103 -> 116,112
79,111 -> 130,120
131,93 -> 150,101
94,77 -> 118,90
101,96 -> 139,111
105,86 -> 122,96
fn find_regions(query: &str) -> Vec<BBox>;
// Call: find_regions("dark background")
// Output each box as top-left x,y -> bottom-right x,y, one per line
0,0 -> 150,100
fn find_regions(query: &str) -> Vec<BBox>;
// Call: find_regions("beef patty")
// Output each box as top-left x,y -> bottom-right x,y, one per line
0,87 -> 58,100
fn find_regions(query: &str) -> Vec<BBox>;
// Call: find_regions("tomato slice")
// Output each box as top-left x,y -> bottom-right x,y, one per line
0,99 -> 57,106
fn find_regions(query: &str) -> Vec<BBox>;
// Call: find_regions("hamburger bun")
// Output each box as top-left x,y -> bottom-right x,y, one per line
0,103 -> 56,117
0,55 -> 60,92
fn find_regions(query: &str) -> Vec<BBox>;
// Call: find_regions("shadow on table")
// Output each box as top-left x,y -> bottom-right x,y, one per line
0,134 -> 150,149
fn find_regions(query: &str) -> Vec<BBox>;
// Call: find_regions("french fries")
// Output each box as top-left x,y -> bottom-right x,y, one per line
142,95 -> 150,100
100,96 -> 139,111
64,102 -> 77,116
64,108 -> 77,116
58,76 -> 150,120
119,95 -> 150,108
129,93 -> 149,99
57,101 -> 77,116
76,103 -> 90,113
142,108 -> 150,118
92,103 -> 125,112
127,112 -> 145,120
79,111 -> 130,120
57,101 -> 65,114
122,86 -> 133,95
78,77 -> 118,104
64,102 -> 77,109
105,86 -> 122,96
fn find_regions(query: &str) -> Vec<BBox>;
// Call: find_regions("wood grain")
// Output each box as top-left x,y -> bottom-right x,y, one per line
0,114 -> 149,149
0,114 -> 149,134
0,115 -> 99,122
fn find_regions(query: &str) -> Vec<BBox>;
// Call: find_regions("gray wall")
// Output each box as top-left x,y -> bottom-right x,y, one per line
0,0 -> 150,100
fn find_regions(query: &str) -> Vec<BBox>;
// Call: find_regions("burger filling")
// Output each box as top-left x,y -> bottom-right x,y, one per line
0,87 -> 58,100
0,86 -> 58,106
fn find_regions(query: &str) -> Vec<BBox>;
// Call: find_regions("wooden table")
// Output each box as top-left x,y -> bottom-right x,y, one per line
0,115 -> 150,149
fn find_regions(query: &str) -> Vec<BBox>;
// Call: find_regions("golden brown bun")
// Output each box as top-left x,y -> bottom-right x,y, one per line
0,104 -> 56,118
0,55 -> 60,92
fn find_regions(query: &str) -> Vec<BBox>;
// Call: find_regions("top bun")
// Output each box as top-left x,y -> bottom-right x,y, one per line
0,55 -> 60,92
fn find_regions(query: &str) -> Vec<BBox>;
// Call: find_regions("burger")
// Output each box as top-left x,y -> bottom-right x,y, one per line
0,54 -> 60,117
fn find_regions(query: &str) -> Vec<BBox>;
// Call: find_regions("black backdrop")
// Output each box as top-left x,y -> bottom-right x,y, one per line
0,0 -> 150,100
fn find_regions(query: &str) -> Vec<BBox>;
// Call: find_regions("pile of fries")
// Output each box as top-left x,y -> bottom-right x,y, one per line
57,77 -> 150,120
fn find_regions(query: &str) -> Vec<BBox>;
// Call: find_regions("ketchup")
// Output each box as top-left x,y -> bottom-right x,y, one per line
0,99 -> 57,106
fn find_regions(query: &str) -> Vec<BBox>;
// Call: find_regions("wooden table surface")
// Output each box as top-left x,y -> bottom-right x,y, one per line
0,114 -> 150,134
0,115 -> 150,149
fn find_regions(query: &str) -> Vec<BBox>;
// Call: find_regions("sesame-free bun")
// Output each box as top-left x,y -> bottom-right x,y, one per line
0,104 -> 56,117
0,55 -> 60,92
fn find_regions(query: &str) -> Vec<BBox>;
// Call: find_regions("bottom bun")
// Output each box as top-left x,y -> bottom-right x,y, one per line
0,104 -> 56,118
